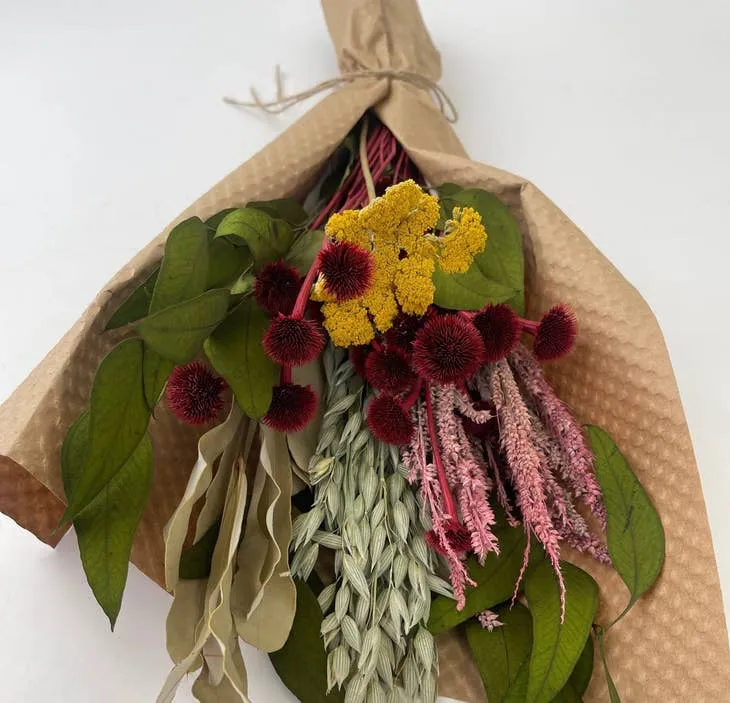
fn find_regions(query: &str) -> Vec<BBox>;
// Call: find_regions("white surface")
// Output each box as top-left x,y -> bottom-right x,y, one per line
1,0 -> 728,701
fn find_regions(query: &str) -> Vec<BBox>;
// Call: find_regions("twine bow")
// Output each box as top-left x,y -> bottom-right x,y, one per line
223,65 -> 458,123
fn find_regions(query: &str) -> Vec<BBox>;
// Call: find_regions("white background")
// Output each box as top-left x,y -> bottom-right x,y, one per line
1,1 -> 728,701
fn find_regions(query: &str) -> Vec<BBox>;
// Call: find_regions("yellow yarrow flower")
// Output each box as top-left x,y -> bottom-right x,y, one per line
316,181 -> 487,347
436,207 -> 488,274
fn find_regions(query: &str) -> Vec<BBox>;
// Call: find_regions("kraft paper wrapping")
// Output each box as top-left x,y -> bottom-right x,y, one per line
1,0 -> 727,700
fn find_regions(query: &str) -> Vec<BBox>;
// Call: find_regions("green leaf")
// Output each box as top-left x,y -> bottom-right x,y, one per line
230,270 -> 255,296
216,208 -> 294,269
551,683 -> 582,702
62,339 -> 150,521
285,229 -> 324,276
525,561 -> 599,703
149,217 -> 209,313
586,425 -> 665,620
179,519 -> 221,580
428,526 -> 530,635
204,297 -> 278,419
62,411 -> 153,629
433,186 -> 525,314
142,349 -> 175,410
139,216 -> 212,404
206,237 -> 253,289
249,198 -> 308,227
136,288 -> 230,364
269,580 -> 344,703
465,603 -> 532,703
204,208 -> 237,230
570,633 -> 595,695
105,267 -> 159,330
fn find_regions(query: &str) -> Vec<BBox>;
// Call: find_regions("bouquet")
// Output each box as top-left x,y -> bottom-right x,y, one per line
1,1 -> 728,702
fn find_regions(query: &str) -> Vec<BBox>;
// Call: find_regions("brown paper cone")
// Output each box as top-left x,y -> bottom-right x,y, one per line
1,0 -> 727,700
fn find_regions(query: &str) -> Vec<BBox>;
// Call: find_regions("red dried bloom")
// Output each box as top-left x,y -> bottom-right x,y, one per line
365,347 -> 416,395
385,313 -> 424,349
533,305 -> 577,361
166,362 -> 226,425
263,383 -> 318,432
318,241 -> 375,301
425,519 -> 472,556
473,304 -> 521,362
263,315 -> 325,366
254,260 -> 301,316
366,394 -> 414,445
412,315 -> 485,385
349,345 -> 371,379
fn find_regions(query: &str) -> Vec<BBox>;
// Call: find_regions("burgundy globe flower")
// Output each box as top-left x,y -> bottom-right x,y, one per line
349,345 -> 371,379
472,303 -> 521,362
366,394 -> 414,445
365,347 -> 416,395
385,312 -> 424,349
532,304 -> 577,361
166,362 -> 227,425
412,314 -> 485,385
254,260 -> 301,316
263,382 -> 318,432
263,315 -> 325,367
318,241 -> 375,301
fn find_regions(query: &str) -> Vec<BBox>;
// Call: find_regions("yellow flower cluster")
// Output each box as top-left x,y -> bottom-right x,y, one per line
313,180 -> 487,347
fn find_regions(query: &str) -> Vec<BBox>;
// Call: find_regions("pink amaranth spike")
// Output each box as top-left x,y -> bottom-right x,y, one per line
403,400 -> 474,608
434,385 -> 499,563
509,344 -> 606,526
491,359 -> 566,616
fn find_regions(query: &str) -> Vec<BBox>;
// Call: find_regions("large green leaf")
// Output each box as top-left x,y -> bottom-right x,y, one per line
569,634 -> 595,695
249,198 -> 308,227
142,349 -> 175,410
525,561 -> 599,703
216,207 -> 294,269
105,267 -> 159,330
206,237 -> 253,289
466,603 -> 532,703
433,186 -> 525,313
62,411 -> 153,629
204,207 -> 237,230
428,526 -> 530,635
139,216 -> 212,405
62,339 -> 150,521
269,580 -> 344,703
136,288 -> 230,364
149,217 -> 209,313
586,425 -> 665,616
204,297 -> 278,419
285,229 -> 324,276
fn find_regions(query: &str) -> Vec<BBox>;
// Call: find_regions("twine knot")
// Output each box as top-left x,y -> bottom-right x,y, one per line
223,65 -> 458,123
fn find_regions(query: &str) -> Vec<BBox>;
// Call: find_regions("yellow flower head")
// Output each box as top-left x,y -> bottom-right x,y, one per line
315,181 -> 487,347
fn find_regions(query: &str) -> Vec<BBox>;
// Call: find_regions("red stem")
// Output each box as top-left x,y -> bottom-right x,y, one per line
291,239 -> 331,318
399,377 -> 423,412
425,384 -> 459,521
281,365 -> 292,385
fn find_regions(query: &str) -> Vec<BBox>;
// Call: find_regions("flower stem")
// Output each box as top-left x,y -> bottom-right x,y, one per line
359,116 -> 377,203
425,383 -> 459,521
400,378 -> 423,412
281,365 -> 292,385
291,238 -> 331,318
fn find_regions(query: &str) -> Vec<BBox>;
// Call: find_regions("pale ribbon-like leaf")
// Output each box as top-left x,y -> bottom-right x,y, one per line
163,403 -> 245,591
232,426 -> 296,652
287,360 -> 325,483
